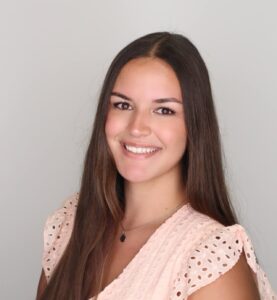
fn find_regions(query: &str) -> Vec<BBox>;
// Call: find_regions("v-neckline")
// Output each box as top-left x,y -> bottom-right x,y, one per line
89,202 -> 190,300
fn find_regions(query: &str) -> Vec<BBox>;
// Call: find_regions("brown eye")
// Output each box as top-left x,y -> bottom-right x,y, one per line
113,102 -> 132,110
155,107 -> 176,115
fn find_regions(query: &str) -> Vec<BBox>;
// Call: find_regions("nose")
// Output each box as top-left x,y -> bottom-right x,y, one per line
128,111 -> 151,137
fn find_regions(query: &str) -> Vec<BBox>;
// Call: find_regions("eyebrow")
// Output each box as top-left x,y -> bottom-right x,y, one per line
110,91 -> 182,104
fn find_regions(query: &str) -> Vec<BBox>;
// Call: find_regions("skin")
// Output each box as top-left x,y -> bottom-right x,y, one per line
105,56 -> 261,299
105,57 -> 188,228
36,57 -> 261,299
188,252 -> 260,300
35,252 -> 261,300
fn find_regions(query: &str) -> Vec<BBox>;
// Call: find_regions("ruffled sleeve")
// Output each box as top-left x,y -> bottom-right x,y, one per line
184,224 -> 276,299
42,193 -> 78,282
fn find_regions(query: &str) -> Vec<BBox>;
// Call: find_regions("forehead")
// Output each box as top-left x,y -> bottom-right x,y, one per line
112,57 -> 182,100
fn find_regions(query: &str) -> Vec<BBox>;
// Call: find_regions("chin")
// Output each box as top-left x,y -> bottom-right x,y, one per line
118,170 -> 154,184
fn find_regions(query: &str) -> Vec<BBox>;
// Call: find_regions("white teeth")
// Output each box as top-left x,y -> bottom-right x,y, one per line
124,144 -> 159,154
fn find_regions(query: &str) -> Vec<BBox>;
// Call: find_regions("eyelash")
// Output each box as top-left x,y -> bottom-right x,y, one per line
112,102 -> 176,116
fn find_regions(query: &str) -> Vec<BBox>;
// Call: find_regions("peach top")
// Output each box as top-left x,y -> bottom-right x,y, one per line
42,193 -> 276,299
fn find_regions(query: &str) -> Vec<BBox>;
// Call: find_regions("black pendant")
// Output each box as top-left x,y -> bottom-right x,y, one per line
120,232 -> 126,242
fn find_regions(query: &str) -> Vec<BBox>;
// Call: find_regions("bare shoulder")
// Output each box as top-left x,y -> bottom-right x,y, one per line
187,252 -> 260,300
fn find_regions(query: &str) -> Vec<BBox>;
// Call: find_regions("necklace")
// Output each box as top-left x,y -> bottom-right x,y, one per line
119,202 -> 185,242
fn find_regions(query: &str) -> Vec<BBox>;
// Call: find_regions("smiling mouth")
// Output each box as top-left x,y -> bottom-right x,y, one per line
122,143 -> 161,155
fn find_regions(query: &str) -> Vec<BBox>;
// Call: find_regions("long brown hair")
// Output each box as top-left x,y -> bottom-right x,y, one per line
40,32 -> 238,300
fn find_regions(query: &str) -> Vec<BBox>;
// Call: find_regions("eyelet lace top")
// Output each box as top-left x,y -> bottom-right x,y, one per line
42,194 -> 276,299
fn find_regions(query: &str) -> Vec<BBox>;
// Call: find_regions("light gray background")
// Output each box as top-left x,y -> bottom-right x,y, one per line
1,0 -> 276,299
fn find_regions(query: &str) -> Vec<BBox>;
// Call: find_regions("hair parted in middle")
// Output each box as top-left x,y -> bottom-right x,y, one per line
39,31 -> 238,300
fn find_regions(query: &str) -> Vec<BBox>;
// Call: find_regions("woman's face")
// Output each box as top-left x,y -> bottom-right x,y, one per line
105,57 -> 187,184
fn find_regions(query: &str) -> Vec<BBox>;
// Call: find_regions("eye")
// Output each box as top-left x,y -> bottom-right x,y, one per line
112,102 -> 132,110
155,107 -> 176,115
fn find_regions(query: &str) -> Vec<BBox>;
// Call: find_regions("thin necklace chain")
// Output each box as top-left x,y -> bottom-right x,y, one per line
119,201 -> 186,242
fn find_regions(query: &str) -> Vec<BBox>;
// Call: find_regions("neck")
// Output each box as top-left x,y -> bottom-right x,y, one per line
122,167 -> 187,229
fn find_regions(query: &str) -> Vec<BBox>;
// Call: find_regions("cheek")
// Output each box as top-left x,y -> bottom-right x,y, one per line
168,133 -> 187,153
105,113 -> 124,140
159,121 -> 187,149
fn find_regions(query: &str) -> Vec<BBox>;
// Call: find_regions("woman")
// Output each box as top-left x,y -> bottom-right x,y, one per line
36,32 -> 276,299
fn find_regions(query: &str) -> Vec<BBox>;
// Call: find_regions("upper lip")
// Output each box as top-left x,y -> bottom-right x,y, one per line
121,141 -> 161,149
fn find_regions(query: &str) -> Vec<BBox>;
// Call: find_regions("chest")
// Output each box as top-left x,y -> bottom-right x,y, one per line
100,226 -> 157,290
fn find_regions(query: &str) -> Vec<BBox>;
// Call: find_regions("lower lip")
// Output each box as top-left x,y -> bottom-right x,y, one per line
121,143 -> 161,159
